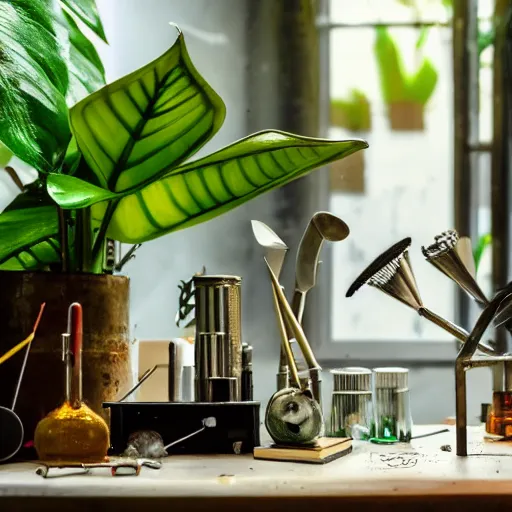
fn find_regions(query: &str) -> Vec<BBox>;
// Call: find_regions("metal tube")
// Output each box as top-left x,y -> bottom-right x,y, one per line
319,21 -> 450,29
418,307 -> 496,355
455,364 -> 467,456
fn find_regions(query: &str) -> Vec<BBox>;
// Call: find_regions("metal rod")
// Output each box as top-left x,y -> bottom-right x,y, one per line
270,279 -> 300,389
266,261 -> 321,372
318,21 -> 450,29
118,364 -> 168,402
418,307 -> 496,355
164,425 -> 206,451
455,364 -> 467,456
12,303 -> 45,411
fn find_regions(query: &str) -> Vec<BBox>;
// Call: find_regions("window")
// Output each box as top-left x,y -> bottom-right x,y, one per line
313,0 -> 498,363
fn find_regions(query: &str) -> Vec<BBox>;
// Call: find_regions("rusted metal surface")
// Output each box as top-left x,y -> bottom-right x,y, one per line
0,272 -> 131,444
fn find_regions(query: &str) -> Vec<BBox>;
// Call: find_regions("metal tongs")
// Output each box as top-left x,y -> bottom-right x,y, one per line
265,258 -> 322,405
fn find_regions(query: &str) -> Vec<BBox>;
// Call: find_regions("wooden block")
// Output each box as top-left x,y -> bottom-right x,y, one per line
254,437 -> 352,464
329,151 -> 365,194
137,340 -> 169,402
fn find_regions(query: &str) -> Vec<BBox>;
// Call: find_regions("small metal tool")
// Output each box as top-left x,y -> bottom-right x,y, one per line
266,259 -> 322,405
422,230 -> 512,341
251,220 -> 291,391
36,458 -> 162,478
346,237 -> 496,356
0,303 -> 45,463
264,259 -> 324,445
422,230 -> 488,306
291,212 -> 350,324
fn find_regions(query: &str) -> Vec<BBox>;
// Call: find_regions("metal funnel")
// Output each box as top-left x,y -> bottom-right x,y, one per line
421,230 -> 488,306
346,237 -> 423,310
347,237 -> 497,356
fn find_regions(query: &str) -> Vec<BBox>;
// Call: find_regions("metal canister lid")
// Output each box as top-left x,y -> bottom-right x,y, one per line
492,361 -> 512,392
331,367 -> 372,392
373,367 -> 409,390
193,275 -> 241,287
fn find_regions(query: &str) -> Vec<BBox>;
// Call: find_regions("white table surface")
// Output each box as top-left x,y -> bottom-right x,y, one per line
1,425 -> 512,502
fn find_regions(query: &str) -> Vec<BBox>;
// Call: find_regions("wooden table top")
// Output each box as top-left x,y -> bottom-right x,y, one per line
1,425 -> 512,511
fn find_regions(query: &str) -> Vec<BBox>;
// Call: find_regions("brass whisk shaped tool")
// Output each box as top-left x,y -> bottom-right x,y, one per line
421,230 -> 488,306
250,220 -> 291,391
422,229 -> 512,345
346,238 -> 496,356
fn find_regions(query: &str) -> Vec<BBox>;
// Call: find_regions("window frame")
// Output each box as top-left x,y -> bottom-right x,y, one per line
310,0 -> 470,364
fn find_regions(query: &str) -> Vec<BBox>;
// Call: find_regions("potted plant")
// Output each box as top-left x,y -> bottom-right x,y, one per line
0,2 -> 368,439
329,89 -> 371,193
374,26 -> 438,131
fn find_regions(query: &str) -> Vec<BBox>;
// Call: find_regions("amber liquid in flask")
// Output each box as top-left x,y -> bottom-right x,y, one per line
34,303 -> 109,463
486,362 -> 512,438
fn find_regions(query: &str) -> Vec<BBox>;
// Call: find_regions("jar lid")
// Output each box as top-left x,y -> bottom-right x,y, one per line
373,367 -> 409,389
331,367 -> 372,392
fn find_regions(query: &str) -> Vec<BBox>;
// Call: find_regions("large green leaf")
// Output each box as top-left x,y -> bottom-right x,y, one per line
60,0 -> 107,42
61,8 -> 105,104
48,172 -> 115,208
0,0 -> 71,172
0,205 -> 60,270
48,131 -> 368,244
70,29 -> 226,192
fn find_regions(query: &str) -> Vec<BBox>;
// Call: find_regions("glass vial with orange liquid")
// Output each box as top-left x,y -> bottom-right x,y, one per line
486,361 -> 512,438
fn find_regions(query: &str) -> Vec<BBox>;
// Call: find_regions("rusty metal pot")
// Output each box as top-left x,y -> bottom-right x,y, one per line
0,271 -> 131,444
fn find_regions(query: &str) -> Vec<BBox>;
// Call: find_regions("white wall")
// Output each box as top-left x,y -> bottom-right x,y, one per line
96,0 -> 284,412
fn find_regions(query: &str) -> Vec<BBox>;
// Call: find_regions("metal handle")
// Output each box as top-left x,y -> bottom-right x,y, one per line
419,307 -> 496,356
117,364 -> 169,402
291,290 -> 306,324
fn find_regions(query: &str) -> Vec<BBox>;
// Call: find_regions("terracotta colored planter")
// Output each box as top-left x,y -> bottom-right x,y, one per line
388,102 -> 424,131
0,271 -> 131,444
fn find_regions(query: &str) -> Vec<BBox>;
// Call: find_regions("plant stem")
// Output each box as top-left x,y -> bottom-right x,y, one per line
115,244 -> 142,272
75,210 -> 84,272
75,208 -> 92,272
91,200 -> 117,263
4,166 -> 24,192
58,207 -> 69,272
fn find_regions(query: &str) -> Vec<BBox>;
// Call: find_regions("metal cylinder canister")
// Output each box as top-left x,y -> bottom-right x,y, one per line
373,367 -> 412,442
330,367 -> 373,439
193,275 -> 242,402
